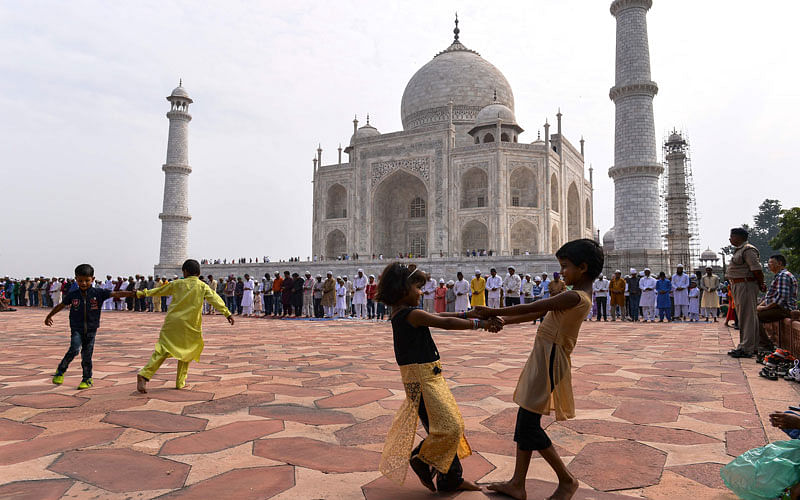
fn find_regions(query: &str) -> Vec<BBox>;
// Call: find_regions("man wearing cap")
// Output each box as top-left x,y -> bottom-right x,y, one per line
593,274 -> 609,321
503,266 -> 522,307
422,274 -> 437,313
454,271 -> 470,312
726,227 -> 767,358
609,270 -> 626,321
303,272 -> 315,318
312,274 -> 324,318
321,272 -> 336,318
626,268 -> 641,322
353,269 -> 368,319
521,274 -> 534,304
486,268 -> 502,308
540,273 -> 551,299
262,273 -> 273,317
271,272 -> 283,316
365,275 -> 377,319
639,269 -> 657,322
671,265 -> 690,321
470,269 -> 486,307
700,267 -> 720,322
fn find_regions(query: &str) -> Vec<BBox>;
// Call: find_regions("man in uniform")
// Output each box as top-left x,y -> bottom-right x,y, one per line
726,227 -> 767,358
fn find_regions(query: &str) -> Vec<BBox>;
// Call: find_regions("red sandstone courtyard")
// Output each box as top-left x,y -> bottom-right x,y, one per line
0,309 -> 796,499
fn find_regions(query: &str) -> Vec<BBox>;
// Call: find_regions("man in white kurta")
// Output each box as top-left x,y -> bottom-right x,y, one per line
303,272 -> 315,318
671,265 -> 690,320
502,267 -> 522,307
241,274 -> 255,316
343,276 -> 354,317
102,276 -> 114,310
421,276 -> 437,312
352,270 -> 368,319
49,279 -> 62,309
520,274 -> 534,304
453,272 -> 470,312
485,269 -> 502,308
335,278 -> 346,318
639,269 -> 657,322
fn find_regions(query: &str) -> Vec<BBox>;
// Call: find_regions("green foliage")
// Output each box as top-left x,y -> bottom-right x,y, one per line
771,207 -> 800,275
749,199 -> 783,264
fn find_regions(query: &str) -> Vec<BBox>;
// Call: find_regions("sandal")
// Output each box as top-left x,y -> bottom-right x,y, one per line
759,366 -> 778,381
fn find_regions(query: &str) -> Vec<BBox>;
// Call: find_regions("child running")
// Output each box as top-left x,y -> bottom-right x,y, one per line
45,264 -> 135,389
134,259 -> 234,393
474,239 -> 603,500
377,262 -> 501,493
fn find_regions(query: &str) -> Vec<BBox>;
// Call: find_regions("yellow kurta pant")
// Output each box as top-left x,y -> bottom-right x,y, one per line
136,276 -> 231,387
380,361 -> 471,484
470,277 -> 486,307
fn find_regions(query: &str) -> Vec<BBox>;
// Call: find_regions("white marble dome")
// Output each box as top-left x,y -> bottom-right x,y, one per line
474,102 -> 517,127
170,85 -> 190,98
603,228 -> 616,251
700,248 -> 718,261
400,40 -> 514,131
350,123 -> 380,144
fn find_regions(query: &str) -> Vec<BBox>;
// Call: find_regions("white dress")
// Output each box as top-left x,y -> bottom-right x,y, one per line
453,279 -> 470,312
241,279 -> 255,309
352,276 -> 367,305
671,273 -> 690,306
638,276 -> 657,307
336,284 -> 346,313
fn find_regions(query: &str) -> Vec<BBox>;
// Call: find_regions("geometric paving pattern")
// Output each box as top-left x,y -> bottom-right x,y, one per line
1,308 -> 797,498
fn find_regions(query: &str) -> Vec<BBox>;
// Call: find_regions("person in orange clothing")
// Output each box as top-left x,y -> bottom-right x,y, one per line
609,270 -> 627,321
434,279 -> 447,313
271,272 -> 283,317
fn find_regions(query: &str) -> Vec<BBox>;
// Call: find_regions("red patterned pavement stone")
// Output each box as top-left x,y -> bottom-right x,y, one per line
626,368 -> 714,378
157,465 -> 295,499
181,393 -> 275,415
301,373 -> 366,388
0,479 -> 74,500
465,430 -> 517,456
27,393 -> 148,423
49,448 -> 189,492
315,388 -> 392,409
0,427 -> 123,465
634,376 -> 688,392
254,437 -> 381,473
667,462 -> 726,489
248,382 -> 331,398
252,369 -> 318,379
362,451 -> 495,499
250,403 -> 356,425
522,478 -> 634,499
5,393 -> 88,409
102,410 -> 208,433
725,427 -> 767,457
577,364 -> 621,374
160,419 -> 284,455
569,440 -> 666,491
723,393 -> 756,413
479,407 -> 553,435
0,385 -> 57,396
0,417 -> 44,441
686,411 -> 760,428
612,400 -> 680,424
561,419 -> 718,445
450,384 -> 500,401
574,398 -> 614,410
604,387 -> 715,403
335,415 -> 393,445
653,361 -> 694,370
144,388 -> 215,402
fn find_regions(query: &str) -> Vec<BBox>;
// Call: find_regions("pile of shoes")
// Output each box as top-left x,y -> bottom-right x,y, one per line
758,349 -> 798,381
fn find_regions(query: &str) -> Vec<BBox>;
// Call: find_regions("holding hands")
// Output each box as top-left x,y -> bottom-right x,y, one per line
468,306 -> 504,332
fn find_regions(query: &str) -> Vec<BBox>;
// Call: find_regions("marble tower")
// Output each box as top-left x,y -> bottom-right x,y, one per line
156,83 -> 192,271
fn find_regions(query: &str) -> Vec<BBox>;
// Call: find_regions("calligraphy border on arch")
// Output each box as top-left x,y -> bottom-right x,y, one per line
370,157 -> 430,189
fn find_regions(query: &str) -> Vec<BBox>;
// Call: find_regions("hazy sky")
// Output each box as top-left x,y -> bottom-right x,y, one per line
2,0 -> 798,278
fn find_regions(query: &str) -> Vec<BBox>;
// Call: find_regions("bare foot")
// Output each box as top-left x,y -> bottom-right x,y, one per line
487,480 -> 527,500
457,480 -> 481,491
547,477 -> 579,500
409,456 -> 435,492
136,374 -> 148,394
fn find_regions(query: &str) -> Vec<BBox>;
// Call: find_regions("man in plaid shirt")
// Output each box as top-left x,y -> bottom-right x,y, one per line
757,254 -> 797,350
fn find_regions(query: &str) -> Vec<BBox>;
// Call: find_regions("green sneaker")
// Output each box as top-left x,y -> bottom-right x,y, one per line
52,374 -> 64,385
77,379 -> 93,390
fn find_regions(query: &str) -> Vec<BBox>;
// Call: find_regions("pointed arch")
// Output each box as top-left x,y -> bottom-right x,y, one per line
585,199 -> 592,229
372,170 -> 428,257
510,220 -> 538,255
551,224 -> 560,253
461,220 -> 489,253
509,167 -> 537,207
550,174 -> 559,212
461,167 -> 488,208
326,184 -> 347,219
567,183 -> 580,241
325,229 -> 346,259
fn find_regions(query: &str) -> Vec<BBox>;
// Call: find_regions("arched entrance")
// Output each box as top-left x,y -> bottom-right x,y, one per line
567,183 -> 580,241
462,220 -> 489,253
326,184 -> 347,219
325,229 -> 346,259
509,167 -> 537,207
372,171 -> 428,257
510,220 -> 538,255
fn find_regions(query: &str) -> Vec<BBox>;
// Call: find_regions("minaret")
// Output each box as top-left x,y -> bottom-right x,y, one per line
608,0 -> 663,261
664,130 -> 693,270
157,82 -> 192,269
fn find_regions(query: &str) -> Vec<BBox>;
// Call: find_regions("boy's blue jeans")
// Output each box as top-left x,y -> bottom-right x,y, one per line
56,329 -> 96,380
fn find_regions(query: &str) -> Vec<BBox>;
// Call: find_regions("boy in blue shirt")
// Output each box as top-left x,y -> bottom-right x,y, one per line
45,264 -> 134,389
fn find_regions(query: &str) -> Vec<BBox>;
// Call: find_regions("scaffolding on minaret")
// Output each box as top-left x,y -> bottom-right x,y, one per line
660,130 -> 700,271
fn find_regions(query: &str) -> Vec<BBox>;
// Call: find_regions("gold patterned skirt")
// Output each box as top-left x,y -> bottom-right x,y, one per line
379,360 -> 471,484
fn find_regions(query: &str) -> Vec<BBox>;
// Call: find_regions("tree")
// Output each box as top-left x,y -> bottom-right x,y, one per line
749,199 -> 783,264
771,207 -> 800,276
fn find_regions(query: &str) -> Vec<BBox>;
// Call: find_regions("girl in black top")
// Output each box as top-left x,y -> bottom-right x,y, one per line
376,262 -> 501,493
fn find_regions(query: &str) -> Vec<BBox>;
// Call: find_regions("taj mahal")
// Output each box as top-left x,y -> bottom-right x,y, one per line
311,18 -> 594,261
155,1 -> 672,278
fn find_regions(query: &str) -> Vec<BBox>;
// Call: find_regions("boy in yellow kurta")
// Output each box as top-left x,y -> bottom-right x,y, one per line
470,270 -> 486,307
474,239 -> 603,500
135,259 -> 234,393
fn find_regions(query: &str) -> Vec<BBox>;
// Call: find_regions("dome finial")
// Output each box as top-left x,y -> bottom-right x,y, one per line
453,13 -> 460,42
179,78 -> 182,87
366,114 -> 370,125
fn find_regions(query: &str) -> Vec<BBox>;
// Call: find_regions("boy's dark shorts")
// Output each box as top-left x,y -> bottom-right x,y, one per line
513,407 -> 552,451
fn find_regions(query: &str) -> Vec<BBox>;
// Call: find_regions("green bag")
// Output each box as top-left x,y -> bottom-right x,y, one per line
721,439 -> 800,500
